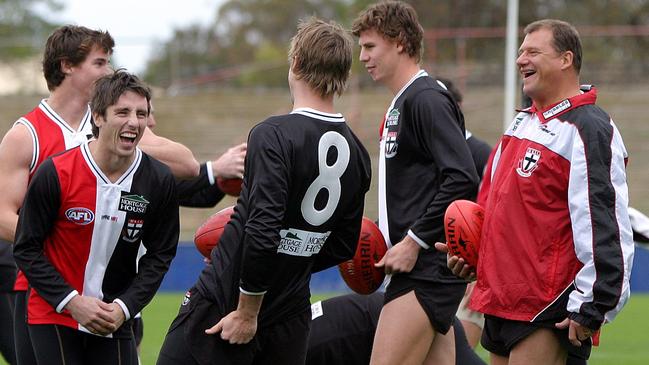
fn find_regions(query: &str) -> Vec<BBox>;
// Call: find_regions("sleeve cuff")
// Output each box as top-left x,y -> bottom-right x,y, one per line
56,290 -> 79,313
113,299 -> 131,321
205,161 -> 215,185
407,230 -> 430,249
568,311 -> 602,331
239,287 -> 267,296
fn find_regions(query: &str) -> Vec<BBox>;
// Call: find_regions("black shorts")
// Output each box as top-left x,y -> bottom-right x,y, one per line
481,315 -> 592,360
157,287 -> 310,365
29,323 -> 137,365
14,289 -> 37,365
384,275 -> 465,334
132,316 -> 144,347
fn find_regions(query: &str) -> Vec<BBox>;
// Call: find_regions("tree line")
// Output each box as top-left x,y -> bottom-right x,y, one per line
2,0 -> 648,89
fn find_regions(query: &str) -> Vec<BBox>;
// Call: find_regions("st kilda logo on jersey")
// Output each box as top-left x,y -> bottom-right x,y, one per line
516,147 -> 541,177
384,109 -> 400,158
122,219 -> 144,243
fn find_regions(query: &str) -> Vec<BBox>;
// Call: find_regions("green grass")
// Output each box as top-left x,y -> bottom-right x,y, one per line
134,293 -> 649,365
0,293 -> 644,364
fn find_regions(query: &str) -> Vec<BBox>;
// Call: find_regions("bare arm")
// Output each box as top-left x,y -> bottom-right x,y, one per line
210,143 -> 246,179
0,125 -> 33,242
138,127 -> 200,179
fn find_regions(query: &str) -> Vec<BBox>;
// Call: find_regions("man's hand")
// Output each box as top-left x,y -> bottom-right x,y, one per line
375,235 -> 420,274
65,295 -> 117,336
205,309 -> 258,344
103,302 -> 126,333
555,318 -> 595,347
211,143 -> 246,179
434,242 -> 476,281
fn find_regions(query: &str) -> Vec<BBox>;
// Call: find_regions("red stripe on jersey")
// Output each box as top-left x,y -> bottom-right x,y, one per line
15,107 -> 67,291
27,148 -> 97,328
14,103 -> 91,291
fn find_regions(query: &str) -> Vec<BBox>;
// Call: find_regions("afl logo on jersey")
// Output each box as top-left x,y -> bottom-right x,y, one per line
65,208 -> 95,225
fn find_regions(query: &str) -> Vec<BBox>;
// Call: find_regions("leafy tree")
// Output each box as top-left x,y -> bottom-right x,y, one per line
143,0 -> 649,89
0,0 -> 62,60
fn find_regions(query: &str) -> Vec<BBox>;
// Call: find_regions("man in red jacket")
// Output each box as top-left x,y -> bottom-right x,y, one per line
437,19 -> 634,365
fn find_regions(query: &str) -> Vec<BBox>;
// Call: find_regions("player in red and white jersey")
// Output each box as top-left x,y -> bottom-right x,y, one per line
438,19 -> 634,365
14,71 -> 179,365
0,25 -> 199,365
0,25 -> 114,365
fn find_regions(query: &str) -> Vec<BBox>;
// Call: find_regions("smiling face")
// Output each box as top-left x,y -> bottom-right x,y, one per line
516,28 -> 570,107
358,29 -> 402,87
93,91 -> 148,158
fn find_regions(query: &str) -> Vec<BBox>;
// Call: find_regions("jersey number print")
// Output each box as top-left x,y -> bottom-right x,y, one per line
301,131 -> 350,226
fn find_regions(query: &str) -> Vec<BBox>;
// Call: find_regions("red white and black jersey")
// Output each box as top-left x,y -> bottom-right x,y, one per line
197,108 -> 371,327
15,99 -> 93,177
12,100 -> 94,291
378,71 -> 479,283
14,143 -> 179,338
472,87 -> 634,330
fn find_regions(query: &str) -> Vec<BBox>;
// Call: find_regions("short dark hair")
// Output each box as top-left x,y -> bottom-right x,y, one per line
524,19 -> 582,73
352,1 -> 423,62
42,25 -> 114,91
90,70 -> 151,137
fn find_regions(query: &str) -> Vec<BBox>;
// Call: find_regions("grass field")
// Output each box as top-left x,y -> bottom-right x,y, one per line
125,293 -> 649,365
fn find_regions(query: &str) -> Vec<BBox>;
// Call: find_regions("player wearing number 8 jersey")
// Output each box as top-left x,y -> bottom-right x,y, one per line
157,17 -> 371,365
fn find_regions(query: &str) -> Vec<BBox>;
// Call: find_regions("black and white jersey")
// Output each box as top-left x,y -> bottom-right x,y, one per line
197,108 -> 371,327
14,143 -> 179,338
378,71 -> 479,283
465,131 -> 493,180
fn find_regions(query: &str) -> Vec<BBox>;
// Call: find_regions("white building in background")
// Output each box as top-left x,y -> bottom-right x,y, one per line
0,57 -> 48,95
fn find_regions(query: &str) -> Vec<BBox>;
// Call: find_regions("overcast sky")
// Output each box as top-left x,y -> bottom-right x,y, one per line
48,0 -> 223,74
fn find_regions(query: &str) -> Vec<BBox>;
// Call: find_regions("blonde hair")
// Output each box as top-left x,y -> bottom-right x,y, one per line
288,17 -> 352,98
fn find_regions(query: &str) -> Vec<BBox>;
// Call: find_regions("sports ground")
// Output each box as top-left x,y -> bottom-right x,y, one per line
1,85 -> 647,364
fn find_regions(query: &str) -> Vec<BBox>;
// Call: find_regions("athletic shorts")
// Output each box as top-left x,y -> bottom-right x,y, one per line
158,287 -> 310,365
481,315 -> 591,360
132,316 -> 144,347
29,323 -> 137,365
456,291 -> 485,329
384,275 -> 465,334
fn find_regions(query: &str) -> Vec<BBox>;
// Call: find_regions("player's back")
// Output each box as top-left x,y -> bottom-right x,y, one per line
198,108 -> 371,327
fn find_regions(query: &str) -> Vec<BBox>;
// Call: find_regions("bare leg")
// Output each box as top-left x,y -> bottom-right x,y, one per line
509,328 -> 566,365
422,323 -> 455,365
369,291 -> 435,365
